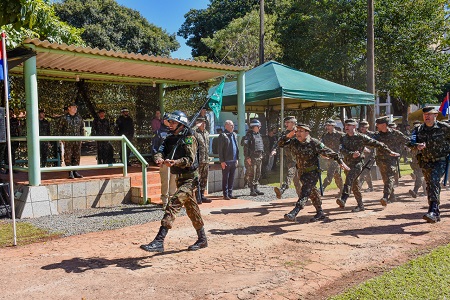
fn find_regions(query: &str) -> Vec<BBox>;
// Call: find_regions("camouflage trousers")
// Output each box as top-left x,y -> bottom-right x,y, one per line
323,160 -> 343,191
422,160 -> 446,205
297,170 -> 322,209
162,175 -> 204,230
410,161 -> 426,193
376,158 -> 398,200
247,155 -> 263,186
198,163 -> 209,191
359,158 -> 373,189
63,141 -> 81,166
342,161 -> 363,203
284,158 -> 302,196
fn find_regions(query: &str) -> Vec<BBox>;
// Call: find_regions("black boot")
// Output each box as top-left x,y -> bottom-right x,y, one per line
73,171 -> 83,178
188,227 -> 208,251
196,191 -> 202,204
274,183 -> 288,199
310,207 -> 325,222
68,171 -> 74,179
140,226 -> 168,252
284,198 -> 307,222
250,185 -> 258,196
380,193 -> 389,206
254,185 -> 264,195
423,202 -> 440,223
352,198 -> 365,212
200,190 -> 212,203
336,185 -> 349,208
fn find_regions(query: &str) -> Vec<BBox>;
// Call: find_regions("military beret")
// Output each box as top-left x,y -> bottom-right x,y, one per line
296,123 -> 311,131
325,119 -> 336,125
375,116 -> 389,124
388,122 -> 397,128
344,119 -> 357,125
422,106 -> 438,114
284,116 -> 297,123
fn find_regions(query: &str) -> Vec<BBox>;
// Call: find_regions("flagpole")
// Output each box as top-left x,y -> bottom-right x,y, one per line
447,92 -> 449,122
1,31 -> 17,246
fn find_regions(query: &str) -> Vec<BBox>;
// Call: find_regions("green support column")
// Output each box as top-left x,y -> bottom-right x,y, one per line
237,71 -> 246,167
24,50 -> 41,186
159,83 -> 166,115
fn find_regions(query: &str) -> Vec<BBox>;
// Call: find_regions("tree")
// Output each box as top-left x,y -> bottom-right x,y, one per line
54,0 -> 179,56
201,10 -> 281,66
0,0 -> 84,47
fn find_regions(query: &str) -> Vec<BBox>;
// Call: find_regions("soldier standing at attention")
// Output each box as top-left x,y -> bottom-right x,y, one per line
408,107 -> 450,223
358,120 -> 375,192
60,102 -> 84,179
273,116 -> 302,199
279,123 -> 349,222
116,107 -> 134,166
193,117 -> 212,204
92,109 -> 114,164
38,109 -> 51,167
141,110 -> 207,252
408,121 -> 427,198
321,119 -> 344,193
337,119 -> 399,212
372,116 -> 410,206
243,119 -> 265,196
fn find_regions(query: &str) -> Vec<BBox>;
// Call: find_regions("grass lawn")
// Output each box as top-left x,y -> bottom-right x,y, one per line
0,220 -> 61,247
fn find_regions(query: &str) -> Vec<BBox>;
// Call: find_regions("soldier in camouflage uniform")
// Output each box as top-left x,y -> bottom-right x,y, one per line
273,116 -> 302,199
337,119 -> 400,212
408,107 -> 450,223
60,103 -> 84,179
321,119 -> 344,192
408,121 -> 426,198
279,123 -> 349,222
92,109 -> 114,164
39,109 -> 51,167
372,116 -> 410,206
243,119 -> 265,196
358,120 -> 375,192
193,117 -> 212,204
141,110 -> 207,252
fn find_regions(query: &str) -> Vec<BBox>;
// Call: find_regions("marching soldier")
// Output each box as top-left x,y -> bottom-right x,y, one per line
321,119 -> 344,192
60,103 -> 84,179
243,119 -> 265,196
39,109 -> 51,167
337,119 -> 400,212
92,109 -> 114,164
273,116 -> 302,199
408,120 -> 426,198
408,107 -> 450,223
279,123 -> 349,222
358,120 -> 375,192
372,116 -> 409,206
193,117 -> 212,204
141,110 -> 208,252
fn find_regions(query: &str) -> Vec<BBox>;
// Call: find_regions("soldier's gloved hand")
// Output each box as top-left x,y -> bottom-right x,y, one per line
389,151 -> 400,157
352,151 -> 361,158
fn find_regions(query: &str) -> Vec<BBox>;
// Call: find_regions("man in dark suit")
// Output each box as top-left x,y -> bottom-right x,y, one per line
218,120 -> 239,200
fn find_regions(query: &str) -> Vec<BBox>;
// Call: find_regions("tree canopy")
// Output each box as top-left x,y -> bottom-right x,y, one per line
54,0 -> 180,56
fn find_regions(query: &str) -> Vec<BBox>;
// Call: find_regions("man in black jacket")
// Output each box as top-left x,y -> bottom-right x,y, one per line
116,107 -> 134,166
218,120 -> 239,200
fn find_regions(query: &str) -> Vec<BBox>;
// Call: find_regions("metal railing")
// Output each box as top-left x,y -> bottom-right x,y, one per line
10,135 -> 150,204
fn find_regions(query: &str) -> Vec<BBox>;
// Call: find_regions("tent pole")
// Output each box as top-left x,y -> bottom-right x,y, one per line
237,71 -> 246,168
280,96 -> 284,187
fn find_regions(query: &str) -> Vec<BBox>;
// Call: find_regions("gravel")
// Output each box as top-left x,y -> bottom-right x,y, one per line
9,185 -> 298,237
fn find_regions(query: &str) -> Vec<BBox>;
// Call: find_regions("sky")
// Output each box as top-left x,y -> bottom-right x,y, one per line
115,0 -> 210,59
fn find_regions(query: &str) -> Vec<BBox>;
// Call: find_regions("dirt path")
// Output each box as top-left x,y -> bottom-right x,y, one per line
2,178 -> 450,300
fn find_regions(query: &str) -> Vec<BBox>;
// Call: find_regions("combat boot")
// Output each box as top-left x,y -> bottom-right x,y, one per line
140,226 -> 169,252
274,183 -> 288,199
423,202 -> 440,223
310,207 -> 325,222
250,185 -> 258,196
68,171 -> 75,179
380,195 -> 389,206
200,190 -> 212,203
352,198 -> 365,212
284,198 -> 307,222
188,227 -> 208,251
73,171 -> 83,178
336,185 -> 349,208
254,185 -> 264,195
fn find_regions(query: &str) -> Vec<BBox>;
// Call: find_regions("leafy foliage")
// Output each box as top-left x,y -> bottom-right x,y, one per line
54,0 -> 179,56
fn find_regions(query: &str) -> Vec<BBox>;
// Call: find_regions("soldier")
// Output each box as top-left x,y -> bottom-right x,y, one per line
241,127 -> 253,188
141,110 -> 207,252
116,107 -> 134,166
408,120 -> 426,198
60,102 -> 84,179
199,108 -> 211,132
39,109 -> 51,167
92,109 -> 114,164
192,117 -> 212,204
272,116 -> 302,199
337,119 -> 400,212
279,123 -> 349,222
358,120 -> 375,192
408,107 -> 450,223
243,119 -> 265,196
321,119 -> 344,192
373,116 -> 410,206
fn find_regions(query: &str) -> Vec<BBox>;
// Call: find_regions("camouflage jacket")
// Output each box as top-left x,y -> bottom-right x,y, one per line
372,128 -> 409,160
278,135 -> 342,172
275,129 -> 296,162
60,113 -> 84,136
321,130 -> 345,152
193,126 -> 210,164
408,121 -> 450,162
340,132 -> 392,165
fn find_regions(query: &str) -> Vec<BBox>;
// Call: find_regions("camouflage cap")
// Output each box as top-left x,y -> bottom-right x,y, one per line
388,122 -> 397,128
375,116 -> 390,124
359,119 -> 369,127
422,106 -> 439,114
325,119 -> 336,125
344,118 -> 358,125
413,120 -> 421,126
283,116 -> 297,123
296,123 -> 311,132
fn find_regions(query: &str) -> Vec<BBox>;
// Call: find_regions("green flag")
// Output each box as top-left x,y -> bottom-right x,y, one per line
208,78 -> 225,119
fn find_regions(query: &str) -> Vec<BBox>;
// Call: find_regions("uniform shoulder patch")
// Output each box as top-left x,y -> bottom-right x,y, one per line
185,136 -> 193,144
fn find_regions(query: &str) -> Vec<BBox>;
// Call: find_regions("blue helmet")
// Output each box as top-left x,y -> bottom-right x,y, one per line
249,119 -> 261,128
164,110 -> 189,126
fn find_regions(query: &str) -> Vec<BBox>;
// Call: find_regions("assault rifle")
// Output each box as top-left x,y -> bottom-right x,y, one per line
357,158 -> 376,179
